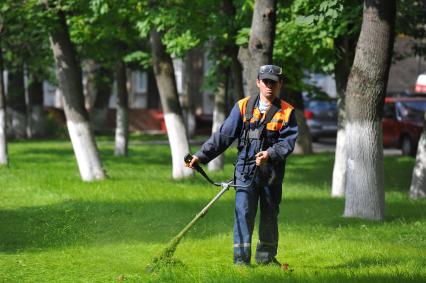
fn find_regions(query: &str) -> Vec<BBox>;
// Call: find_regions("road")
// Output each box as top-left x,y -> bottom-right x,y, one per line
313,137 -> 403,156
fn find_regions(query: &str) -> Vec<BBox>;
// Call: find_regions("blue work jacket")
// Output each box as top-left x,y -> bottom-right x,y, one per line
195,96 -> 298,185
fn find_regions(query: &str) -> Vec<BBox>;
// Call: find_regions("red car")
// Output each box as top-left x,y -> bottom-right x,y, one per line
383,94 -> 426,156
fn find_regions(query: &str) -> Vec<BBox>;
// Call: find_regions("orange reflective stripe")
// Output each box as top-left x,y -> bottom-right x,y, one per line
238,97 -> 250,117
266,101 -> 294,131
239,97 -> 294,131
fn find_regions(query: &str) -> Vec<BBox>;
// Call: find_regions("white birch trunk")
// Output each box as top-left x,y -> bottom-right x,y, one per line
332,127 -> 346,197
0,108 -> 7,165
164,113 -> 193,179
344,121 -> 384,220
409,121 -> 426,199
67,120 -> 105,181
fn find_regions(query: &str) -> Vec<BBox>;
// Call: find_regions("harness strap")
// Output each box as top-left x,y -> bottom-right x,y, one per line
240,96 -> 281,178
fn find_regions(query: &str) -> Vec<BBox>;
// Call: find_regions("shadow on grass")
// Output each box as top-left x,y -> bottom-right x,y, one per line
1,195 -> 425,254
286,154 -> 415,193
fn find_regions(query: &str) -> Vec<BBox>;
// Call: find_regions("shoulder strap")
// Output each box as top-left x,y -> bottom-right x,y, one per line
244,95 -> 258,121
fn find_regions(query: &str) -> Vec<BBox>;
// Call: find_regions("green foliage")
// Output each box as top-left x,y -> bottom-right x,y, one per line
0,0 -> 53,77
0,139 -> 425,282
272,0 -> 362,93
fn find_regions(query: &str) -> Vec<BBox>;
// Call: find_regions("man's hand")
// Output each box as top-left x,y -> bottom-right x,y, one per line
255,151 -> 269,166
185,155 -> 199,169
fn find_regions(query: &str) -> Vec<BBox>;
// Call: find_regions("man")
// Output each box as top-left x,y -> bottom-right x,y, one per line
187,65 -> 298,265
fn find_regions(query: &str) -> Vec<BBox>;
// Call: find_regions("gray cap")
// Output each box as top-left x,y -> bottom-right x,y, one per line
258,65 -> 283,81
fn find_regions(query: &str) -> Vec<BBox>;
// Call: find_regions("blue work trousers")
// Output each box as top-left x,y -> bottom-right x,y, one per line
233,175 -> 283,264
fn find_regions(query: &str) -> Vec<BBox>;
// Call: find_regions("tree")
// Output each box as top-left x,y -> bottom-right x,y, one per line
47,9 -> 106,181
90,66 -> 113,133
0,34 -> 7,165
27,73 -> 45,138
409,112 -> 426,199
183,47 -> 204,138
150,28 -> 193,179
208,65 -> 228,171
6,65 -> 26,139
331,36 -> 353,197
239,0 -> 277,97
343,0 -> 396,220
114,60 -> 129,157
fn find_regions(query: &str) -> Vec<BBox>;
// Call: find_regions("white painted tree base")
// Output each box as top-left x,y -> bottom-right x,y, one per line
409,130 -> 426,199
67,120 -> 105,181
0,109 -> 7,165
164,113 -> 193,179
332,128 -> 346,197
344,121 -> 384,220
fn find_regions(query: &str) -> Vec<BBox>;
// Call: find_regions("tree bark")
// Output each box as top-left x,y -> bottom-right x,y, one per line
409,112 -> 426,199
283,88 -> 312,154
239,0 -> 277,98
49,11 -> 105,181
0,40 -> 8,165
208,68 -> 228,171
90,66 -> 113,133
114,60 -> 129,157
82,59 -> 98,111
344,0 -> 395,220
331,36 -> 352,197
183,47 -> 204,138
7,65 -> 27,139
28,73 -> 45,138
149,28 -> 192,179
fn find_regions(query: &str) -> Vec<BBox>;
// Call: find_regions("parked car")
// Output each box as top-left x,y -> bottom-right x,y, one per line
383,94 -> 426,156
304,98 -> 338,141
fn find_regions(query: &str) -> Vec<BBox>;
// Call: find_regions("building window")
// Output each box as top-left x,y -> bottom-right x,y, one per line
133,70 -> 147,93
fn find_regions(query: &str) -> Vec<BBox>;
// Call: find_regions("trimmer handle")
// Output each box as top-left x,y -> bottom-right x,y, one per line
184,153 -> 216,185
184,153 -> 194,165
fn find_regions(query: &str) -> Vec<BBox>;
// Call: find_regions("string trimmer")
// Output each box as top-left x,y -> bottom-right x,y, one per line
146,153 -> 257,272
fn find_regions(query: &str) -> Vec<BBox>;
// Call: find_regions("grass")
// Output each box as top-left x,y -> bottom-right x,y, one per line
0,137 -> 425,282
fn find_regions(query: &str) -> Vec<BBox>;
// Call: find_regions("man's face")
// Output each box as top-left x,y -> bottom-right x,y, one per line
256,78 -> 283,100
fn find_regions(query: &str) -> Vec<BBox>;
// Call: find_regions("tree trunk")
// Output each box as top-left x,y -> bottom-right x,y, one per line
409,112 -> 426,199
183,47 -> 204,138
283,88 -> 312,154
49,11 -> 105,181
239,0 -> 277,97
7,65 -> 27,139
149,28 -> 192,179
90,66 -> 113,133
208,69 -> 228,171
82,59 -> 98,111
114,60 -> 129,157
0,41 -> 8,165
28,73 -> 45,138
331,36 -> 352,197
344,0 -> 395,220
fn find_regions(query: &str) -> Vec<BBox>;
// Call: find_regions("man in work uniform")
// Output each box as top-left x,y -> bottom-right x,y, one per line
187,65 -> 298,265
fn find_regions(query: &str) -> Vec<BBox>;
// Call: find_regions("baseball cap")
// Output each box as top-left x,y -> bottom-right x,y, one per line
258,65 -> 283,81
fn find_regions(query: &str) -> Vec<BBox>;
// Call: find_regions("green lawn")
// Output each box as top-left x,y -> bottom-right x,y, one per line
0,138 -> 425,282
